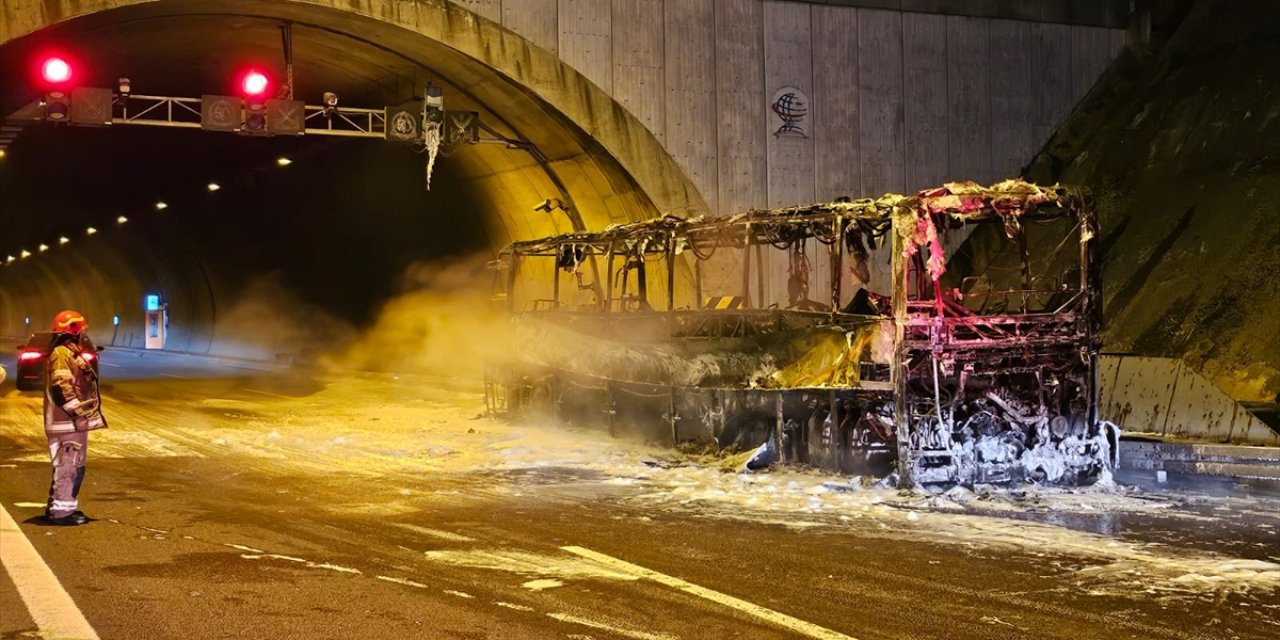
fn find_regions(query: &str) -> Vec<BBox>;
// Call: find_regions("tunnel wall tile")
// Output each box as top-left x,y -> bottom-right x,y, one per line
811,4 -> 860,201
902,11 -> 949,192
611,0 -> 665,138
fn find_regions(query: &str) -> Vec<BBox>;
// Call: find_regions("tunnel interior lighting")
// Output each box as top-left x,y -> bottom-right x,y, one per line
20,250 -> 31,258
6,256 -> 16,264
41,57 -> 72,84
117,215 -> 128,224
0,149 -> 6,159
276,156 -> 292,167
207,182 -> 221,192
38,243 -> 49,252
86,227 -> 97,235
58,236 -> 69,245
155,201 -> 168,211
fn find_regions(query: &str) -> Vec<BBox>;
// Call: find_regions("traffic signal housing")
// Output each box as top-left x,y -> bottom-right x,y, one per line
37,55 -> 75,122
43,91 -> 70,121
239,69 -> 270,134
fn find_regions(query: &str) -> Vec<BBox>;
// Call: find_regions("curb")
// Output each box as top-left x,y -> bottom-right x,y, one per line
1119,440 -> 1280,481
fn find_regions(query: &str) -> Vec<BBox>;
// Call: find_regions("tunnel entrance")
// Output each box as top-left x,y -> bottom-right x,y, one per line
1,0 -> 704,358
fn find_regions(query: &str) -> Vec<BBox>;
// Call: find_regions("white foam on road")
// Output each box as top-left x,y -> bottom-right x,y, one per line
0,504 -> 100,640
561,545 -> 859,640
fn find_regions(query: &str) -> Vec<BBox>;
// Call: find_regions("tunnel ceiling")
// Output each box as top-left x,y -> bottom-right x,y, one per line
0,0 -> 691,250
0,15 -> 434,109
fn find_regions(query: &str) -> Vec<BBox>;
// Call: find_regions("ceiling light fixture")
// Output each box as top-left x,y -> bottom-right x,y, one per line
156,201 -> 168,211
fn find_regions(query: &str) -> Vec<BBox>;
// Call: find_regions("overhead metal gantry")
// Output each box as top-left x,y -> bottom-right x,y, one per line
110,94 -> 393,138
2,91 -> 480,141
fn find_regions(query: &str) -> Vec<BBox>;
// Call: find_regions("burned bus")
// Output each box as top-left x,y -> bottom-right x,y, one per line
486,180 -> 1115,486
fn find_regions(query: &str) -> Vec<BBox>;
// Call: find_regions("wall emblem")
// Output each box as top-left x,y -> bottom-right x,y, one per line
771,86 -> 809,138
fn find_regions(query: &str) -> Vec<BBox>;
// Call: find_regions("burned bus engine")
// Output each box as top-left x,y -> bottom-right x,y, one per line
487,180 -> 1115,487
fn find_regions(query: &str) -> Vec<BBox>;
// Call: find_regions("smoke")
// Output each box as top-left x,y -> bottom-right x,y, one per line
335,254 -> 510,385
214,272 -> 357,362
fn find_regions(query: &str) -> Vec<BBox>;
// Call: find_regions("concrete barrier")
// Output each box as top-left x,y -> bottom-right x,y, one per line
1101,355 -> 1278,446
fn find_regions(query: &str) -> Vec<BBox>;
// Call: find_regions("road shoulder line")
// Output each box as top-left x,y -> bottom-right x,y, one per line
0,504 -> 100,640
561,545 -> 859,640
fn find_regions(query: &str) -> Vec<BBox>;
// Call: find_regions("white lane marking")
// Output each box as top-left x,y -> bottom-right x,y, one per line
0,504 -> 100,640
101,363 -> 122,368
390,523 -> 475,542
495,601 -> 534,612
443,589 -> 475,599
561,546 -> 860,640
547,613 -> 679,640
522,578 -> 564,591
158,373 -> 184,379
376,575 -> 428,589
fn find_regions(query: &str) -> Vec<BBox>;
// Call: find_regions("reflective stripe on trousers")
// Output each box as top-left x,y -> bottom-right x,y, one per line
47,431 -> 88,518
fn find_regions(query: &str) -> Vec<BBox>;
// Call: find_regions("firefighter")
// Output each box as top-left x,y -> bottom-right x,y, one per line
42,309 -> 107,526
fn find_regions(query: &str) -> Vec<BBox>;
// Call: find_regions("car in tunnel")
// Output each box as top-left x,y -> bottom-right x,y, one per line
15,332 -> 99,391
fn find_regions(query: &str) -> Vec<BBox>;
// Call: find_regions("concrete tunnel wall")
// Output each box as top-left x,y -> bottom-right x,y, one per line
1024,0 -> 1280,404
2,0 -> 1129,359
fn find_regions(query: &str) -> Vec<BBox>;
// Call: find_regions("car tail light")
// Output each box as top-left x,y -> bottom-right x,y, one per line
81,352 -> 95,362
19,351 -> 43,361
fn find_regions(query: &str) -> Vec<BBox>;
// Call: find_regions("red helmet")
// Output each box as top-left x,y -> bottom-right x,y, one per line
52,309 -> 88,334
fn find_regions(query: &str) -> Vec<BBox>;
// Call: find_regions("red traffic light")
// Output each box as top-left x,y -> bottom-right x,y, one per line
40,56 -> 73,84
240,69 -> 270,97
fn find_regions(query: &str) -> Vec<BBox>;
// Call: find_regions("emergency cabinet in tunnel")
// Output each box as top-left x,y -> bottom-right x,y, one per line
144,294 -> 166,350
487,180 -> 1115,488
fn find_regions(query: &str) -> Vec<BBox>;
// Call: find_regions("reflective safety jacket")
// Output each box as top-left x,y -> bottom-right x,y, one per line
43,339 -> 107,435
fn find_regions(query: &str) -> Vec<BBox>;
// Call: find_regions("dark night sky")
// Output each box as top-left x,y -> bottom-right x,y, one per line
0,122 -> 490,326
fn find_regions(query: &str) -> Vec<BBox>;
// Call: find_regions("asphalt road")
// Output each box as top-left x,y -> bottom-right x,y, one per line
1,345 -> 1276,640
